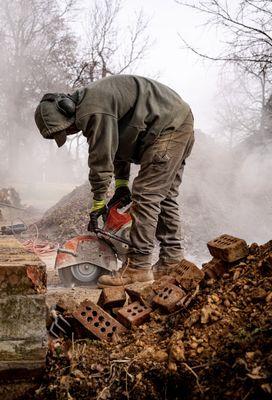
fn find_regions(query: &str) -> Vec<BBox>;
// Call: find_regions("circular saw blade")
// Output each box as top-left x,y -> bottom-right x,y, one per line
56,234 -> 118,273
58,263 -> 102,287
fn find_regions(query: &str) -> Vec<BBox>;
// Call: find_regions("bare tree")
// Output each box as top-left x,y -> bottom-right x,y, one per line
0,0 -> 77,180
177,0 -> 272,144
0,0 -> 151,184
212,68 -> 262,146
67,0 -> 151,159
73,0 -> 150,86
177,1 -> 272,69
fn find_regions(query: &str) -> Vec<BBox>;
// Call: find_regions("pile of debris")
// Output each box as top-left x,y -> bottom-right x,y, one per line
0,187 -> 43,229
27,233 -> 272,400
0,187 -> 22,208
0,187 -> 22,223
36,183 -> 92,243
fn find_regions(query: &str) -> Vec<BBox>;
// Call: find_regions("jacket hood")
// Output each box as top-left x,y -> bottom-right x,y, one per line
34,93 -> 75,140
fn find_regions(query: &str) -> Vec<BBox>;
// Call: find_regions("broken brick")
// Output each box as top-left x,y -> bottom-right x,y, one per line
169,259 -> 204,290
117,301 -> 152,328
202,258 -> 226,279
126,283 -> 156,307
73,300 -> 127,341
55,297 -> 78,314
207,234 -> 249,263
97,287 -> 126,310
152,275 -> 178,293
152,283 -> 186,313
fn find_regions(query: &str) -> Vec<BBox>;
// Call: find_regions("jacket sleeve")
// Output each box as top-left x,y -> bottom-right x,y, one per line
84,114 -> 119,201
113,159 -> 131,180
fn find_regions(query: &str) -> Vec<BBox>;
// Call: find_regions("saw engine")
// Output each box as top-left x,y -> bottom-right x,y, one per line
55,203 -> 132,287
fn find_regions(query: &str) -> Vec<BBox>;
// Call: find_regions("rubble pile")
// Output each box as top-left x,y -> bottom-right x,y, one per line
26,234 -> 271,400
0,187 -> 22,208
0,187 -> 42,227
36,183 -> 92,243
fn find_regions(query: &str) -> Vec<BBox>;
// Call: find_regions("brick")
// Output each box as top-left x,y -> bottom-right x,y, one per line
117,301 -> 152,328
207,234 -> 249,262
152,284 -> 186,313
202,258 -> 226,279
0,262 -> 46,296
169,259 -> 204,290
152,275 -> 178,293
126,284 -> 155,307
73,300 -> 127,341
97,287 -> 126,310
0,295 -> 47,340
56,297 -> 78,313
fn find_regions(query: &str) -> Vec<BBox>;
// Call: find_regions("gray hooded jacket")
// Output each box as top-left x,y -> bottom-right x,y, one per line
35,75 -> 191,200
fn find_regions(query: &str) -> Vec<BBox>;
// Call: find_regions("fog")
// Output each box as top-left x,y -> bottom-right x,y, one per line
181,131 -> 272,261
0,0 -> 271,259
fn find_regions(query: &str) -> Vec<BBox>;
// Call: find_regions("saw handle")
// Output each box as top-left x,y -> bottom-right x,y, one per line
57,248 -> 78,257
95,228 -> 131,246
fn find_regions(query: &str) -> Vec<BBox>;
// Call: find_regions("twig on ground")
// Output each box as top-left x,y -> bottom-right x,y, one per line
181,362 -> 203,393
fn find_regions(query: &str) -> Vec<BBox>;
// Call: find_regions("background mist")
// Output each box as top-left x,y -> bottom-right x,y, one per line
0,0 -> 271,262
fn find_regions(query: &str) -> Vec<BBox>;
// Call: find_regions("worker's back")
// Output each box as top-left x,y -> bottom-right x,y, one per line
76,75 -> 191,162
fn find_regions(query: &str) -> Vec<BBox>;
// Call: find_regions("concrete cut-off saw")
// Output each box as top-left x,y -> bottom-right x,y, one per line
55,203 -> 132,287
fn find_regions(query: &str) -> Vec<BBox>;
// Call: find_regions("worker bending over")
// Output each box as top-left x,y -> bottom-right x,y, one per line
35,75 -> 194,286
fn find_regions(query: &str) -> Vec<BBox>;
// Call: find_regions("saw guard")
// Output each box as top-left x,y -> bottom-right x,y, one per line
55,234 -> 118,272
102,204 -> 132,260
104,204 -> 131,234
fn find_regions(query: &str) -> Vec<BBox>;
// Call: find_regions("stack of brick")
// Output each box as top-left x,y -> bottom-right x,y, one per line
71,259 -> 206,340
61,234 -> 251,343
0,236 -> 47,382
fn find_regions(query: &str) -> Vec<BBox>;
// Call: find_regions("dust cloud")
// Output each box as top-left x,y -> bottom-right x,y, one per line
181,130 -> 272,262
0,1 -> 271,264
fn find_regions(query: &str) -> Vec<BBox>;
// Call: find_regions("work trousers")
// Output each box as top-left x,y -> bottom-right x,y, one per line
129,110 -> 195,269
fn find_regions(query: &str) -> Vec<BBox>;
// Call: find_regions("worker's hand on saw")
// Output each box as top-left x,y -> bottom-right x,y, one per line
107,185 -> 131,209
88,201 -> 108,232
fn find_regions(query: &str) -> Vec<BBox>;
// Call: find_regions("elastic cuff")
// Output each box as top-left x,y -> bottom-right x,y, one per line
91,199 -> 106,212
115,179 -> 129,189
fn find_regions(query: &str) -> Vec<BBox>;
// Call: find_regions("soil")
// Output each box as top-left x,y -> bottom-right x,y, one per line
36,183 -> 92,244
0,186 -> 42,227
20,239 -> 272,400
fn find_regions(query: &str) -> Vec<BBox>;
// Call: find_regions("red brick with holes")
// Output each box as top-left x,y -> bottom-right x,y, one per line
73,300 -> 127,341
117,301 -> 152,328
169,259 -> 204,290
207,234 -> 248,262
152,283 -> 186,313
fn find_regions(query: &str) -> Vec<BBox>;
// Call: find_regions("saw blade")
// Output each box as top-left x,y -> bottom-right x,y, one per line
56,235 -> 118,273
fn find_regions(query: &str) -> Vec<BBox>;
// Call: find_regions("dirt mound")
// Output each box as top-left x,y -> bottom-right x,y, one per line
25,239 -> 271,400
36,183 -> 92,243
0,187 -> 43,226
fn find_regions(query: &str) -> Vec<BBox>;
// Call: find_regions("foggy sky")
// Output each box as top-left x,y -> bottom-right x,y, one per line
75,0 -> 223,135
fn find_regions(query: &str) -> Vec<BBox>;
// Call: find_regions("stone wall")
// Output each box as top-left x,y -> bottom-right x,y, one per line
0,236 -> 47,384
